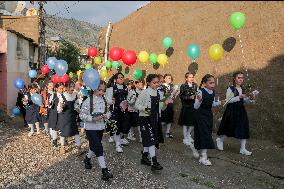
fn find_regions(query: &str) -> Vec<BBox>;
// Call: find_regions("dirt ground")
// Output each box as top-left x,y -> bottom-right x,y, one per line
0,112 -> 283,189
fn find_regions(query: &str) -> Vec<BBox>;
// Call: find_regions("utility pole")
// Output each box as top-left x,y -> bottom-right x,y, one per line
38,1 -> 46,68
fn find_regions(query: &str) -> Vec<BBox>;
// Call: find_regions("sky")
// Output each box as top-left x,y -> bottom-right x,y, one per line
25,1 -> 150,27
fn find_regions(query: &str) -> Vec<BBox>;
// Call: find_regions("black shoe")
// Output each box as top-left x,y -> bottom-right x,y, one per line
84,156 -> 92,169
101,168 -> 113,181
141,151 -> 151,166
166,133 -> 174,138
52,139 -> 58,149
151,156 -> 163,171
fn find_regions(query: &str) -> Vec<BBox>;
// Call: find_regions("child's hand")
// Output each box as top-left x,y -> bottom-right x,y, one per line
197,95 -> 202,102
93,115 -> 104,121
239,94 -> 247,99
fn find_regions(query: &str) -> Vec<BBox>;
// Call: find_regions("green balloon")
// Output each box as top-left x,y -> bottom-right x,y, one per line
230,12 -> 246,31
149,53 -> 158,64
105,60 -> 112,68
85,63 -> 92,70
112,61 -> 120,69
163,37 -> 173,48
133,69 -> 142,80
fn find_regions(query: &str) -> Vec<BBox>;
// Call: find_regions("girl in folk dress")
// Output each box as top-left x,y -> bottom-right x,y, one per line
135,74 -> 166,171
80,80 -> 113,181
216,71 -> 258,156
194,74 -> 221,166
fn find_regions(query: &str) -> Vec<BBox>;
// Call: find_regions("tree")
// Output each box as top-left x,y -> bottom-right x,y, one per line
47,40 -> 81,74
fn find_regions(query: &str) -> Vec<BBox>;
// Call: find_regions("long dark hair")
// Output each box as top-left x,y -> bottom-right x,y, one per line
232,71 -> 245,96
106,72 -> 124,88
146,74 -> 159,88
199,74 -> 214,89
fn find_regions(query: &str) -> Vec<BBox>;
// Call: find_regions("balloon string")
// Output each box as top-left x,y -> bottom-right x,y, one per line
237,31 -> 249,81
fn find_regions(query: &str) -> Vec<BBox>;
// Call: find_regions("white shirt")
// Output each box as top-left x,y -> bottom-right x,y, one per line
127,88 -> 143,112
194,88 -> 221,109
226,87 -> 252,104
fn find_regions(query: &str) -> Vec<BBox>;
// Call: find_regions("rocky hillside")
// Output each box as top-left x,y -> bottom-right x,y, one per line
45,14 -> 101,47
99,1 -> 284,144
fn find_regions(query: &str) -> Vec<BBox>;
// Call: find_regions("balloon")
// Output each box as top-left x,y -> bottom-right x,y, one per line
105,60 -> 112,68
149,53 -> 158,64
41,65 -> 50,75
94,56 -> 102,65
230,12 -> 246,31
81,88 -> 89,97
85,63 -> 92,70
51,74 -> 61,83
29,70 -> 37,78
13,78 -> 25,90
122,50 -> 137,66
163,37 -> 173,48
69,72 -> 74,79
209,44 -> 224,61
12,107 -> 21,116
100,70 -> 108,79
60,74 -> 69,83
46,57 -> 57,69
82,68 -> 101,91
77,70 -> 82,77
157,54 -> 168,65
132,69 -> 142,80
112,61 -> 121,69
54,60 -> 68,77
138,51 -> 149,63
88,47 -> 97,57
109,47 -> 124,61
187,43 -> 200,61
31,93 -> 42,106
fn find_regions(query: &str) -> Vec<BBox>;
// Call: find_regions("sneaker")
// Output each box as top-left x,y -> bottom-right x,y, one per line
183,138 -> 191,146
84,156 -> 92,169
199,157 -> 212,166
166,133 -> 174,138
189,144 -> 200,159
120,138 -> 129,145
187,135 -> 194,143
28,132 -> 34,137
216,138 -> 224,151
240,149 -> 252,156
116,145 -> 123,153
108,136 -> 114,143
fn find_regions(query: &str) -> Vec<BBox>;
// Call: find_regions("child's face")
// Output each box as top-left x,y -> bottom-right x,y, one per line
148,77 -> 159,90
158,77 -> 164,86
115,74 -> 125,85
57,85 -> 64,94
47,83 -> 54,91
95,84 -> 106,96
235,74 -> 244,86
165,76 -> 172,84
30,88 -> 37,94
67,87 -> 74,94
205,77 -> 215,90
186,74 -> 194,83
136,82 -> 144,90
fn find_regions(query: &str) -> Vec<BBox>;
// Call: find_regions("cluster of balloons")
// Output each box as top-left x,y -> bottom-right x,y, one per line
45,57 -> 70,83
51,74 -> 69,83
109,47 -> 137,66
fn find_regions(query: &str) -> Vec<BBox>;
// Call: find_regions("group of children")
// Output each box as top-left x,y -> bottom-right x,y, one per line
15,70 -> 258,180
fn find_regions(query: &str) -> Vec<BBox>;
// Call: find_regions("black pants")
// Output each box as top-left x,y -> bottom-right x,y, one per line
86,130 -> 104,157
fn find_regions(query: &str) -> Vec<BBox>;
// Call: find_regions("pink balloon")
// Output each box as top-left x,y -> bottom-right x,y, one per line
122,50 -> 137,66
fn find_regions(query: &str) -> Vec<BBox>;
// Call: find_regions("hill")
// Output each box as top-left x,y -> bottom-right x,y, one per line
99,1 -> 284,144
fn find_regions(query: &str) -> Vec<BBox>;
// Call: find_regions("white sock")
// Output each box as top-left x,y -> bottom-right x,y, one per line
60,136 -> 65,146
51,130 -> 58,140
114,134 -> 121,146
50,128 -> 53,135
201,149 -> 207,159
35,122 -> 40,133
28,124 -> 34,133
218,135 -> 226,142
44,123 -> 48,131
87,149 -> 94,158
183,126 -> 188,139
143,147 -> 149,153
188,126 -> 194,137
74,134 -> 81,146
240,139 -> 247,150
97,156 -> 106,169
166,123 -> 171,134
148,145 -> 156,158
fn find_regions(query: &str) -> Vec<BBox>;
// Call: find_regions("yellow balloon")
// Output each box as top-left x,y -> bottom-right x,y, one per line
69,72 -> 74,79
77,70 -> 82,77
94,56 -> 102,65
100,70 -> 108,78
138,51 -> 149,63
209,44 -> 224,61
157,54 -> 168,65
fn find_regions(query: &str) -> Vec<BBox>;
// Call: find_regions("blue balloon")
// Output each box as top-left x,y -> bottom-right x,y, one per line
13,78 -> 25,90
187,43 -> 200,61
46,57 -> 57,70
12,107 -> 21,116
82,68 -> 101,91
31,93 -> 42,106
54,60 -> 68,77
28,70 -> 37,78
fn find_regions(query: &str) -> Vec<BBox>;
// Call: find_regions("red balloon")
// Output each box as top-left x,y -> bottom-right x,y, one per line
51,74 -> 61,83
122,50 -> 137,66
88,47 -> 97,57
109,47 -> 124,61
60,74 -> 69,83
41,65 -> 50,74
